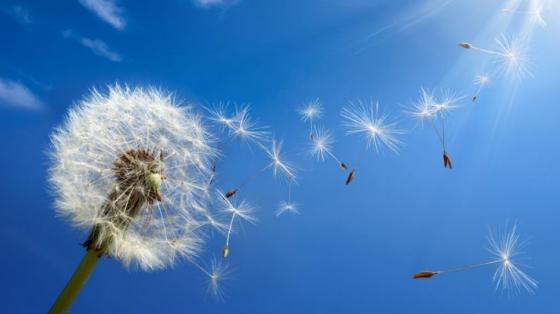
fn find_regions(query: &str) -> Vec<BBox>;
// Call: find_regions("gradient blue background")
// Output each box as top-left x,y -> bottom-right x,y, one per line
1,0 -> 558,313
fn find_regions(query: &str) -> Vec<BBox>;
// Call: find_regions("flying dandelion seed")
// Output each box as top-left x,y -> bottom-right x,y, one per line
345,169 -> 356,185
275,201 -> 300,217
341,100 -> 402,185
341,100 -> 403,154
48,85 -> 221,312
298,98 -> 324,134
308,127 -> 348,171
207,102 -> 237,132
190,257 -> 232,299
233,106 -> 270,145
458,35 -> 532,80
413,223 -> 538,294
220,137 -> 296,211
265,139 -> 297,182
405,88 -> 461,169
208,104 -> 269,145
502,5 -> 547,28
218,190 -> 257,258
472,74 -> 491,102
276,181 -> 300,217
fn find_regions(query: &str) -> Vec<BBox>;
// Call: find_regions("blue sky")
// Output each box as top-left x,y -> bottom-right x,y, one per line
1,0 -> 559,313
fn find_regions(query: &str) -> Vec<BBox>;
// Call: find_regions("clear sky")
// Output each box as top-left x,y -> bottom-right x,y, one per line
1,0 -> 559,313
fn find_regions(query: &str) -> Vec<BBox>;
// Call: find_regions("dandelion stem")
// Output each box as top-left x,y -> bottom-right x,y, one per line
470,46 -> 504,57
225,213 -> 237,247
437,260 -> 501,275
49,249 -> 102,314
429,118 -> 445,150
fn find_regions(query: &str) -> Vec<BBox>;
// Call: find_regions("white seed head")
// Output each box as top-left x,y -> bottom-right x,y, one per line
49,85 -> 219,270
341,100 -> 403,154
487,223 -> 538,294
298,99 -> 324,123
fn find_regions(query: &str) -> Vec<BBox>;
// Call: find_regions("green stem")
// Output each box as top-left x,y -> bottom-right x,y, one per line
49,249 -> 102,314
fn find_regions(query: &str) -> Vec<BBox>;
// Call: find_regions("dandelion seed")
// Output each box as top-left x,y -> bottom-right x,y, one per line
275,201 -> 300,217
224,188 -> 238,199
406,88 -> 461,169
443,151 -> 452,169
404,88 -> 436,126
412,271 -> 440,279
458,35 -> 532,80
207,102 -> 236,131
207,104 -> 269,145
222,245 -> 229,258
218,191 -> 257,258
341,100 -> 403,154
413,223 -> 538,294
233,106 -> 269,144
298,98 -> 323,126
345,169 -> 356,185
48,85 -> 219,311
265,139 -> 297,182
472,74 -> 491,102
308,127 -> 348,171
190,257 -> 232,299
501,6 -> 547,28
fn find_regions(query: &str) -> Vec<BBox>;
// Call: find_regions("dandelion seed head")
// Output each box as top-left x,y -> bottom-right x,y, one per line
49,85 -> 218,270
298,99 -> 323,123
495,35 -> 532,80
341,100 -> 403,154
487,224 -> 538,294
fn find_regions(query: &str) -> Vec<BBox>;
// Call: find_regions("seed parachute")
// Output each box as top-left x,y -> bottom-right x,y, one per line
413,224 -> 538,294
406,88 -> 462,169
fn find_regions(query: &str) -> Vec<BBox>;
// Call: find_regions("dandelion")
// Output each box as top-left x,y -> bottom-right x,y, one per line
341,100 -> 402,184
405,88 -> 462,169
458,35 -> 532,80
472,74 -> 491,102
413,223 -> 538,294
48,85 -> 221,312
308,127 -> 348,170
218,190 -> 257,258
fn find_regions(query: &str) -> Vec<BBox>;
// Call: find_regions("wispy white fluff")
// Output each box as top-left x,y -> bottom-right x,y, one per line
62,29 -> 122,62
341,100 -> 403,154
49,85 -> 219,270
0,78 -> 44,110
193,0 -> 239,9
79,0 -> 126,30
